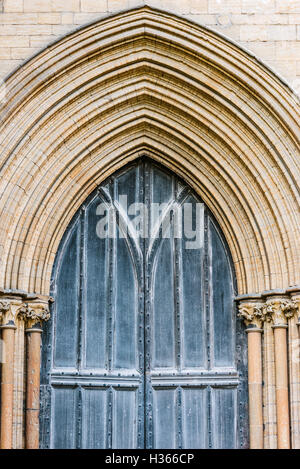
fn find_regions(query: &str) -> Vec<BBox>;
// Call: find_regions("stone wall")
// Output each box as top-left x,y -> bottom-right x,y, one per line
0,0 -> 299,92
0,6 -> 299,449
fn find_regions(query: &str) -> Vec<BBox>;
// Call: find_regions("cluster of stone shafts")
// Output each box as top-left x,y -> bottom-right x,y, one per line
0,287 -> 299,449
238,288 -> 300,449
0,293 -> 50,449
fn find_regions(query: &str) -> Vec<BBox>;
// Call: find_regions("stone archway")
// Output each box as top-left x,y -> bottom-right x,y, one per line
0,6 -> 299,449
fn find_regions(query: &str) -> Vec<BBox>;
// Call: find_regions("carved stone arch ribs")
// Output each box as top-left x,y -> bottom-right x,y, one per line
0,7 -> 299,297
0,5 -> 298,451
0,294 -> 51,449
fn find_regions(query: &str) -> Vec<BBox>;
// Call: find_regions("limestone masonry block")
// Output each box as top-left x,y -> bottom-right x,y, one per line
3,0 -> 24,13
81,0 -> 107,13
276,0 -> 300,14
0,0 -> 297,86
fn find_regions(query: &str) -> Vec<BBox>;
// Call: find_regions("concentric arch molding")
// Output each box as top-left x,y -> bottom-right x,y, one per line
0,5 -> 299,296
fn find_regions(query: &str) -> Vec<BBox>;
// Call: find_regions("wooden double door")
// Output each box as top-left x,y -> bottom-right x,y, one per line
40,158 -> 248,449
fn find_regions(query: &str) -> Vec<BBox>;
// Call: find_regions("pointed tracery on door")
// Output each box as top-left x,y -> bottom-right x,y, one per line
40,158 -> 248,449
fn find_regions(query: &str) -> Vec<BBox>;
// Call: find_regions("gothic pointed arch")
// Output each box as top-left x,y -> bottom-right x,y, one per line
0,5 -> 299,297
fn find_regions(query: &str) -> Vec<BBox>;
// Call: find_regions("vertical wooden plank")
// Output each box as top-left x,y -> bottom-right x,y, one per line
182,388 -> 208,449
106,387 -> 113,449
176,387 -> 183,448
151,162 -> 176,369
78,210 -> 85,373
112,389 -> 137,449
54,224 -> 80,368
39,384 -> 51,449
107,200 -> 115,373
76,386 -> 82,449
136,160 -> 146,449
84,198 -> 107,369
114,231 -> 138,370
151,165 -> 173,207
174,213 -> 181,372
210,220 -> 234,367
116,164 -> 140,212
144,160 -> 153,450
153,389 -> 176,449
181,197 -> 205,369
51,387 -> 77,449
204,209 -> 211,372
82,388 -> 107,449
211,387 -> 237,449
153,238 -> 175,368
207,386 -> 212,448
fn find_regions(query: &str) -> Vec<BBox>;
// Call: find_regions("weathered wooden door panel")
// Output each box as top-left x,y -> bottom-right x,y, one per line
51,386 -> 78,448
182,388 -> 208,449
210,220 -> 235,368
81,388 -> 107,449
85,197 -> 108,369
40,157 -> 248,449
54,225 -> 80,369
211,387 -> 238,449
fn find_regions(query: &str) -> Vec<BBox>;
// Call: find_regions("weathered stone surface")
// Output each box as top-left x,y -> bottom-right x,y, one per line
0,0 -> 298,86
81,0 -> 108,12
0,2 -> 299,452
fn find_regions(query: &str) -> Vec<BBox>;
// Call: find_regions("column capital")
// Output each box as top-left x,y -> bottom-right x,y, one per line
289,290 -> 300,305
17,302 -> 50,329
0,292 -> 52,328
0,300 -> 10,318
238,299 -> 265,329
0,298 -> 23,325
263,296 -> 298,327
289,291 -> 300,328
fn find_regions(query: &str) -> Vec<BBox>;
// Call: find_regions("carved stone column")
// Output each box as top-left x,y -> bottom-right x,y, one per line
238,299 -> 264,449
263,296 -> 298,449
17,302 -> 50,449
0,299 -> 20,449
